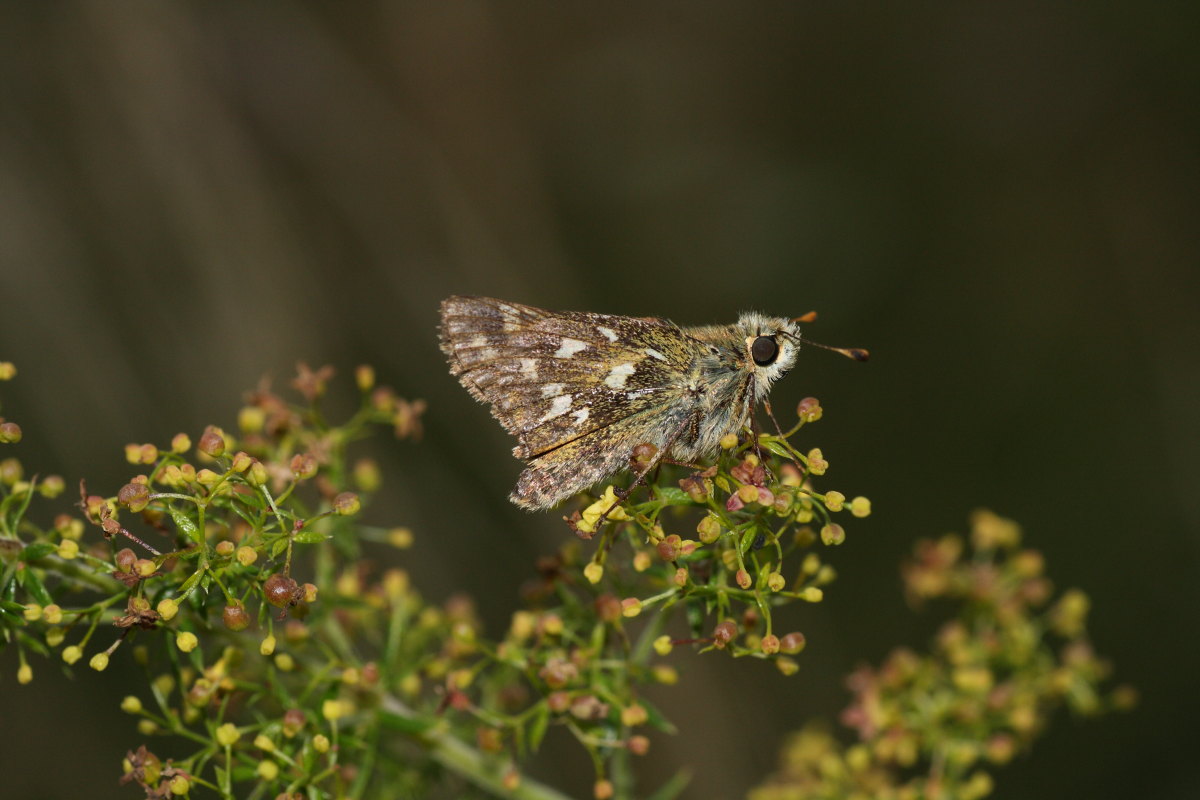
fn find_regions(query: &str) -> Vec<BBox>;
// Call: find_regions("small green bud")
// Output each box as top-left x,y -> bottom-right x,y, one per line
806,448 -> 828,475
333,491 -> 361,515
696,514 -> 722,544
820,524 -> 846,546
796,397 -> 822,422
780,632 -> 807,654
290,453 -> 318,480
355,364 -> 376,392
198,426 -> 226,457
0,422 -> 21,443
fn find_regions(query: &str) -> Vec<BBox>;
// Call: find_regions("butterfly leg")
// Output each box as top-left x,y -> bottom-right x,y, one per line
594,412 -> 698,530
748,404 -> 775,483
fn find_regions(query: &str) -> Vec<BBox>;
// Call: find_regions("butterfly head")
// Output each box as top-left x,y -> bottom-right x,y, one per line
733,311 -> 869,399
733,312 -> 804,394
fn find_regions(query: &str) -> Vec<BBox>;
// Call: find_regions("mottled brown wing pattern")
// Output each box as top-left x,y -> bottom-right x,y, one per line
439,296 -> 694,462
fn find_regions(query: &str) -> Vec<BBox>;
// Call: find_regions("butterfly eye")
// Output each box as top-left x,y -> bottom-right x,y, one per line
751,335 -> 779,366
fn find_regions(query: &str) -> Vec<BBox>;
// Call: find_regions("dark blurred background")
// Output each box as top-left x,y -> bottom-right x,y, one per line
1,3 -> 1197,798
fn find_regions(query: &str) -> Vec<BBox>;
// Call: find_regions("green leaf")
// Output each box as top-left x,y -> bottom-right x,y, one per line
739,528 -> 758,556
686,603 -> 705,639
293,530 -> 329,544
378,708 -> 436,735
177,568 -> 204,596
20,542 -> 56,561
760,438 -> 795,460
527,702 -> 550,752
635,696 -> 678,734
714,476 -> 731,494
0,599 -> 26,614
655,487 -> 693,506
270,539 -> 289,559
1,483 -> 37,530
167,506 -> 202,545
646,769 -> 692,800
17,566 -> 52,606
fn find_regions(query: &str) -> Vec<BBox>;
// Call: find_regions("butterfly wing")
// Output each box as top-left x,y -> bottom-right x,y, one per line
439,296 -> 696,507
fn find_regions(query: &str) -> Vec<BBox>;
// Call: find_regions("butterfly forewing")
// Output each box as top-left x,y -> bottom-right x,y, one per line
439,296 -> 698,503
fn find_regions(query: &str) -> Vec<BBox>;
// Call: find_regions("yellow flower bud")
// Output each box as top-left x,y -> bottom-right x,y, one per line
850,496 -> 872,518
176,632 -> 198,653
583,562 -> 604,584
216,722 -> 241,747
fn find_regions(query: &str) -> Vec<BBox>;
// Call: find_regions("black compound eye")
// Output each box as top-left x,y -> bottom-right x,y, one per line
751,335 -> 779,366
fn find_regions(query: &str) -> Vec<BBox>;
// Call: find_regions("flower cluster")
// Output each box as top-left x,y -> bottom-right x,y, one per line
2,360 -> 1127,800
749,511 -> 1135,800
565,397 -> 868,678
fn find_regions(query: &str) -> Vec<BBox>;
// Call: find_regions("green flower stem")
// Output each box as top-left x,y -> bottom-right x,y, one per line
380,695 -> 573,800
28,556 -> 123,594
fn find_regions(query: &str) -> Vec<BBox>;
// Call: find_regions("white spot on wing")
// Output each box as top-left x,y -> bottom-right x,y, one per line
604,363 -> 636,389
645,347 -> 667,361
597,326 -> 618,342
572,407 -> 590,425
468,335 -> 488,348
520,359 -> 538,376
554,338 -> 588,358
541,383 -> 564,398
539,394 -> 572,423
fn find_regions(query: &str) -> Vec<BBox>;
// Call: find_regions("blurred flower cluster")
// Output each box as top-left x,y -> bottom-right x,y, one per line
2,361 -> 1125,800
750,510 -> 1135,800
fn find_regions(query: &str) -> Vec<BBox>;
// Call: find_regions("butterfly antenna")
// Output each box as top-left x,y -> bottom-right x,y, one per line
800,336 -> 870,362
782,326 -> 869,362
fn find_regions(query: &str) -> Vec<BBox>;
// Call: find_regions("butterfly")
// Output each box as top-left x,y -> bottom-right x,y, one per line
439,296 -> 866,511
